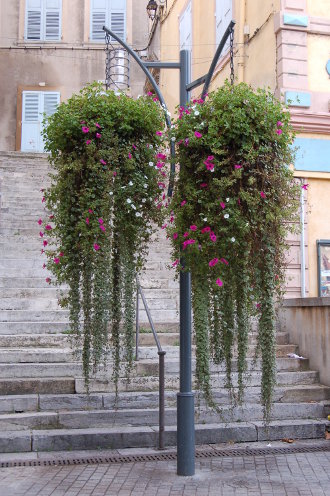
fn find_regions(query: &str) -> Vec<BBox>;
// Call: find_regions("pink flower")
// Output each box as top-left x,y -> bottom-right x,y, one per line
147,91 -> 153,96
93,243 -> 100,251
170,216 -> 174,223
182,239 -> 196,249
82,126 -> 89,133
173,233 -> 178,240
220,202 -> 226,209
180,200 -> 187,207
42,197 -> 45,203
37,219 -> 42,225
158,182 -> 165,189
49,215 -> 54,220
207,156 -> 214,161
86,218 -> 90,225
205,162 -> 214,171
276,129 -> 282,135
46,277 -> 51,284
209,258 -> 219,267
161,171 -> 166,177
156,131 -> 163,136
59,252 -> 64,257
183,232 -> 189,238
200,183 -> 208,188
210,232 -> 217,242
39,231 -> 44,238
161,224 -> 168,230
220,258 -> 229,265
45,224 -> 52,231
86,140 -> 92,145
172,259 -> 179,267
113,171 -> 117,176
157,153 -> 166,160
256,303 -> 261,310
42,263 -> 46,269
260,191 -> 266,199
43,240 -> 48,247
132,144 -> 137,150
234,164 -> 242,169
100,159 -> 107,165
95,122 -> 101,129
80,121 -> 86,124
194,131 -> 202,138
190,225 -> 197,231
184,138 -> 189,146
201,227 -> 211,233
88,209 -> 93,213
98,218 -> 103,224
153,97 -> 159,102
54,258 -> 60,265
277,121 -> 283,127
96,133 -> 101,139
41,249 -> 44,254
216,278 -> 223,287
100,225 -> 106,232
128,152 -> 132,159
156,161 -> 165,169
301,183 -> 309,190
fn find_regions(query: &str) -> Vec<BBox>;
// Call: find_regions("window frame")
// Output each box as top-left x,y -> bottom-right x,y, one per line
24,0 -> 62,42
89,0 -> 127,43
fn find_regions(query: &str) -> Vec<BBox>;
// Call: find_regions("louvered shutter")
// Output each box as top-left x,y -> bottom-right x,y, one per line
21,92 -> 41,151
43,92 -> 60,117
216,0 -> 232,51
45,0 -> 61,40
26,0 -> 42,40
91,0 -> 107,41
179,1 -> 191,50
110,0 -> 126,41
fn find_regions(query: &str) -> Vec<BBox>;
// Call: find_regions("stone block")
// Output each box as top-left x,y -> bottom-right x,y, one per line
0,431 -> 31,453
255,419 -> 326,441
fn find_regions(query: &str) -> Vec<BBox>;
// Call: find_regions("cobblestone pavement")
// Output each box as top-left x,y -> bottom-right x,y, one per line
0,446 -> 329,496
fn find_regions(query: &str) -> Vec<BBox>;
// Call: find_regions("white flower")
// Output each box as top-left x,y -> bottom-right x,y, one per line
149,162 -> 154,167
135,212 -> 142,217
128,181 -> 133,186
200,122 -> 205,127
224,213 -> 229,219
144,175 -> 148,179
131,204 -> 136,210
142,198 -> 146,203
171,137 -> 176,141
167,111 -> 171,116
121,186 -> 126,189
226,197 -> 230,202
231,237 -> 236,242
109,191 -> 113,196
126,198 -> 132,204
149,144 -> 153,149
144,184 -> 148,189
194,111 -> 200,116
203,218 -> 208,222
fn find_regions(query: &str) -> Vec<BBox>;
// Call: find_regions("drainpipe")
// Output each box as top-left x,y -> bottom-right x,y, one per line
300,179 -> 306,297
238,0 -> 246,82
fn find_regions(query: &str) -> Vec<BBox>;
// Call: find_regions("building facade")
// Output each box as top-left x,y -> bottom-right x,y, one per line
148,0 -> 330,298
0,0 -> 150,153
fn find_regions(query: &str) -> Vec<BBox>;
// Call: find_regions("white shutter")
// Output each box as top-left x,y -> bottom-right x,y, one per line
21,92 -> 41,152
110,0 -> 126,41
216,0 -> 232,51
45,0 -> 61,40
179,1 -> 191,50
26,0 -> 42,40
43,92 -> 60,117
91,0 -> 107,41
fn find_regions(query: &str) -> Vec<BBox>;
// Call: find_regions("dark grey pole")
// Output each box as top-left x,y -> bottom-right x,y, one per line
177,49 -> 195,477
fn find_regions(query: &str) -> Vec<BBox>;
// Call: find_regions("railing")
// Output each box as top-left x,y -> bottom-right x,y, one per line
135,276 -> 166,450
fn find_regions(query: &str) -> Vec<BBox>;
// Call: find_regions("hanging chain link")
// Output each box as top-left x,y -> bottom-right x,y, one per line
105,32 -> 111,90
230,26 -> 235,86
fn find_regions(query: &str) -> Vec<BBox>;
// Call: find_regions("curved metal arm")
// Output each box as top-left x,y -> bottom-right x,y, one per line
201,20 -> 236,100
103,26 -> 176,195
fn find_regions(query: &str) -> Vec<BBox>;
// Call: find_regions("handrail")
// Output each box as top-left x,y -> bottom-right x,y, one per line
135,276 -> 166,450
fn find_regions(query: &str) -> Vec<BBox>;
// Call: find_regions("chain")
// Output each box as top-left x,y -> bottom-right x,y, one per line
230,26 -> 235,86
105,32 -> 111,90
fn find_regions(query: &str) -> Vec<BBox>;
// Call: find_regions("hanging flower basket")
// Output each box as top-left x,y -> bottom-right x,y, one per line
168,82 -> 300,419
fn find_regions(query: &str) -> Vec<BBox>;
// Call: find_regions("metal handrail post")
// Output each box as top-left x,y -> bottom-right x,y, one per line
158,350 -> 166,449
135,285 -> 139,361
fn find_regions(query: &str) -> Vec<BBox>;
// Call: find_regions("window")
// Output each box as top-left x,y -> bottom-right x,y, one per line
179,1 -> 192,51
21,91 -> 60,152
90,0 -> 126,42
25,0 -> 61,41
216,0 -> 232,51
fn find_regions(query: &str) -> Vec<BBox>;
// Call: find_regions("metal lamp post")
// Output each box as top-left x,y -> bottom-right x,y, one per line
103,20 -> 235,477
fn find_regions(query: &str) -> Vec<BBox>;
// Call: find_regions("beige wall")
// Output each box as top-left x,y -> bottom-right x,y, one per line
0,0 -> 149,151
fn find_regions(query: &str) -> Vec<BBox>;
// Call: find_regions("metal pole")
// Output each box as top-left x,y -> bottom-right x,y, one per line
158,350 -> 166,449
135,284 -> 139,361
177,49 -> 195,477
300,180 -> 306,298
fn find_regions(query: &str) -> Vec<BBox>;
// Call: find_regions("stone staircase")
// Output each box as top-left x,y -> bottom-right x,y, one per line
0,151 -> 329,454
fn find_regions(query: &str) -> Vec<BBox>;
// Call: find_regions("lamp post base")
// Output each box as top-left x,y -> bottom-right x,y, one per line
177,392 -> 195,476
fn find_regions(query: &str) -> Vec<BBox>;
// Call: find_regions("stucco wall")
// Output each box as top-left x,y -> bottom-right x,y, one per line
278,298 -> 330,386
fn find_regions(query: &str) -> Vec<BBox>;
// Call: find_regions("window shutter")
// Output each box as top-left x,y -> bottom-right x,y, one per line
26,0 -> 42,40
45,0 -> 61,40
43,92 -> 60,117
23,92 -> 40,122
179,1 -> 191,50
110,0 -> 126,41
91,0 -> 107,41
216,0 -> 232,50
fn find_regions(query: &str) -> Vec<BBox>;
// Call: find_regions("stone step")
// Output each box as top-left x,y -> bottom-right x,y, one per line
0,288 -> 63,299
0,378 -> 75,395
0,298 -> 62,311
0,277 -> 65,289
76,370 -> 321,393
0,322 -> 69,334
0,259 -> 50,270
0,419 -> 327,453
0,402 -> 325,432
0,310 -> 69,322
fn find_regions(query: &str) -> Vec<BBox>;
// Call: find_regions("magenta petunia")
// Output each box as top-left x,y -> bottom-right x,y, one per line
42,263 -> 46,269
54,258 -> 60,265
113,171 -> 117,176
156,131 -> 163,136
183,239 -> 196,249
209,258 -> 219,267
220,202 -> 226,209
88,209 -> 93,213
190,225 -> 197,231
157,153 -> 166,160
39,231 -> 44,238
49,215 -> 54,220
100,159 -> 107,165
183,232 -> 189,238
161,224 -> 168,230
59,252 -> 64,257
301,183 -> 309,190
216,278 -> 223,287
234,164 -> 242,169
201,227 -> 211,233
277,121 -> 283,127
82,126 -> 89,133
42,197 -> 45,203
158,182 -> 165,189
180,200 -> 187,207
95,122 -> 101,129
220,258 -> 229,265
172,259 -> 179,267
43,240 -> 48,247
86,218 -> 89,225
173,233 -> 178,240
200,183 -> 208,188
128,152 -> 132,159
276,129 -> 282,135
210,232 -> 217,242
98,218 -> 103,224
156,161 -> 165,169
96,133 -> 101,139
256,303 -> 261,309
37,219 -> 42,225
93,243 -> 100,251
86,140 -> 92,145
46,277 -> 51,283
260,191 -> 266,199
100,225 -> 106,232
45,224 -> 52,231
147,91 -> 153,96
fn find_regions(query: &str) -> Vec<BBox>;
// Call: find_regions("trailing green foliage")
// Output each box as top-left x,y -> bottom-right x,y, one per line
40,83 -> 166,389
168,82 -> 300,419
